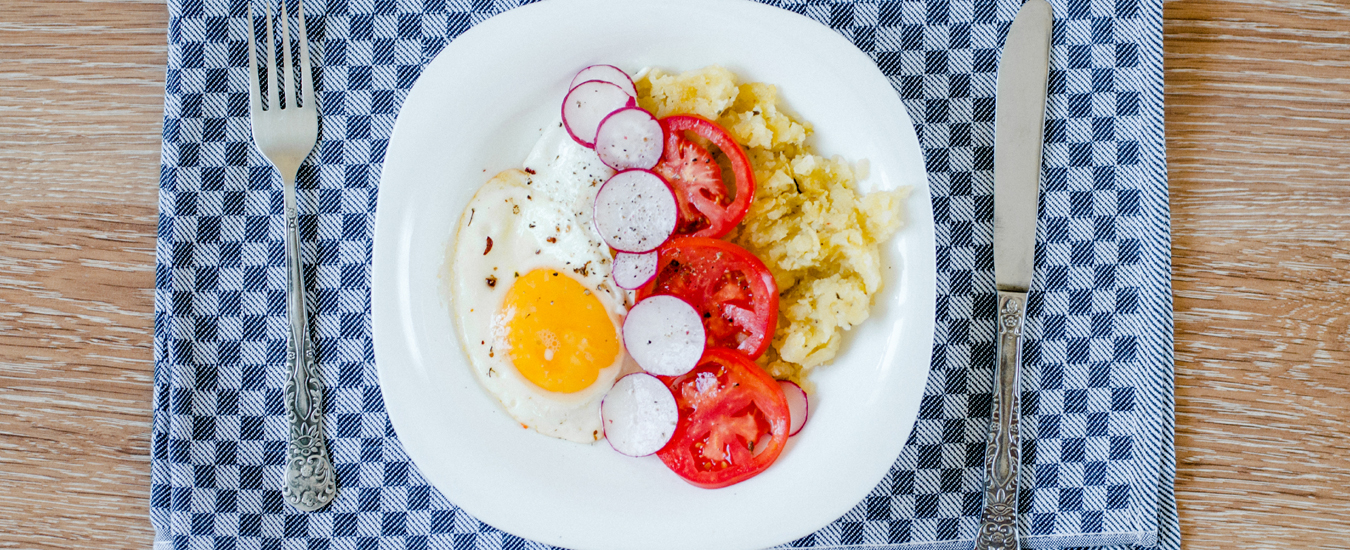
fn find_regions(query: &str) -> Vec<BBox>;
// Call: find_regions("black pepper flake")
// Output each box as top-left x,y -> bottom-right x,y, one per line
484,236 -> 493,255
486,275 -> 498,288
512,204 -> 520,214
573,261 -> 592,277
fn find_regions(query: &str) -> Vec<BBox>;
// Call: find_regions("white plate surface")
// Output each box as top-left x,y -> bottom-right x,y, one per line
372,0 -> 937,548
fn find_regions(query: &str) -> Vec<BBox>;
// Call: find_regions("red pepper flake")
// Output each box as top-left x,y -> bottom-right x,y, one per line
484,236 -> 493,255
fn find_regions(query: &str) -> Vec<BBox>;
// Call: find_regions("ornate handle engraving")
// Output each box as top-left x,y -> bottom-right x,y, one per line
975,291 -> 1027,550
281,185 -> 336,512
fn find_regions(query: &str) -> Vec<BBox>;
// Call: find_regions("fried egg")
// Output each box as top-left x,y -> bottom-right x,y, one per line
449,121 -> 632,443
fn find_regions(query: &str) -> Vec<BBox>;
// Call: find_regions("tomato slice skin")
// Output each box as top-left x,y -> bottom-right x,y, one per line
654,115 -> 755,239
636,236 -> 778,359
656,349 -> 790,489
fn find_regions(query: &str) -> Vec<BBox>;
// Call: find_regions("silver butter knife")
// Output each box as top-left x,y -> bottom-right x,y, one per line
975,0 -> 1052,548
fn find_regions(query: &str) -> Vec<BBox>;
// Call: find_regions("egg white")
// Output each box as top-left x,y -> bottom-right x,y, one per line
449,121 -> 633,443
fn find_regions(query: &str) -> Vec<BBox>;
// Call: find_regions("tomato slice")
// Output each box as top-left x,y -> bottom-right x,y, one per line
637,236 -> 778,359
656,349 -> 790,489
653,115 -> 755,239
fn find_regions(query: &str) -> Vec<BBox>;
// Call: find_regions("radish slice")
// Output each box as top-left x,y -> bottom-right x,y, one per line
592,169 -> 676,253
562,80 -> 635,147
623,295 -> 704,376
780,380 -> 809,436
601,373 -> 678,457
612,251 -> 658,290
595,107 -> 664,171
569,64 -> 637,98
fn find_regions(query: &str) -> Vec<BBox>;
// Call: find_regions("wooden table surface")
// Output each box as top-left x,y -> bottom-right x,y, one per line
2,0 -> 1348,548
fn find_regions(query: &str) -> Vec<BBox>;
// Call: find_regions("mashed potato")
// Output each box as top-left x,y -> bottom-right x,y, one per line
637,66 -> 909,387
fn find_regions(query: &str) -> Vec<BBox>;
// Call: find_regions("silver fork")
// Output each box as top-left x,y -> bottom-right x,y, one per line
246,0 -> 336,512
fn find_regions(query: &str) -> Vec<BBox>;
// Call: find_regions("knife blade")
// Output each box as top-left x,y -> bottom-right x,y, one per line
994,0 -> 1052,293
975,1 -> 1052,549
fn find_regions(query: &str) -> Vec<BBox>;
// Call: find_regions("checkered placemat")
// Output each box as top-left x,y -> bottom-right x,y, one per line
151,0 -> 1177,548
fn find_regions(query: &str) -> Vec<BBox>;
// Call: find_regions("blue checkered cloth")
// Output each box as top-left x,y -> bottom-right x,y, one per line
151,0 -> 1177,548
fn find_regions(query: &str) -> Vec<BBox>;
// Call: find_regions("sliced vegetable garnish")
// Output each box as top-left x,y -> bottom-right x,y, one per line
623,295 -> 705,377
593,169 -> 678,253
656,349 -> 789,489
653,115 -> 755,238
569,64 -> 636,99
612,250 -> 658,290
601,373 -> 678,457
595,107 -> 664,171
563,80 -> 635,147
637,237 -> 778,359
779,380 -> 809,436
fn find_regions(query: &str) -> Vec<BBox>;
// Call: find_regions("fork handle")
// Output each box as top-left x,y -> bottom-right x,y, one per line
280,174 -> 337,512
975,291 -> 1027,550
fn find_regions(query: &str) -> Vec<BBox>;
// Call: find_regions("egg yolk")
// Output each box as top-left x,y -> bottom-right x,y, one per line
501,269 -> 619,393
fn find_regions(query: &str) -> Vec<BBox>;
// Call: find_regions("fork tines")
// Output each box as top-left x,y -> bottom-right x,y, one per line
248,0 -> 314,113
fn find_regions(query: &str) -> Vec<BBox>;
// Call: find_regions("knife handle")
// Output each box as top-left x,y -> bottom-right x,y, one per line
975,291 -> 1027,550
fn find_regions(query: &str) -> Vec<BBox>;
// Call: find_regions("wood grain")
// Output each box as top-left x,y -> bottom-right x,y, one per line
1165,0 -> 1350,548
2,0 -> 1349,548
0,1 -> 165,548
